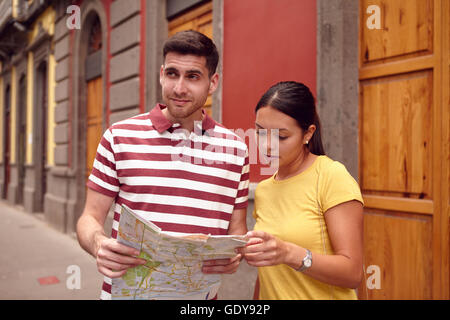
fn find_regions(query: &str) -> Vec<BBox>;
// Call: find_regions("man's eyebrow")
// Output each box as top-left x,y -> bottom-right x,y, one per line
164,66 -> 203,75
185,69 -> 203,75
164,66 -> 178,73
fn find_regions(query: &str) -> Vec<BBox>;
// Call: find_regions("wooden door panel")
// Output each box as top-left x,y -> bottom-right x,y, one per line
3,111 -> 10,199
361,71 -> 433,198
361,0 -> 433,63
195,11 -> 213,39
359,0 -> 448,299
168,2 -> 212,37
87,77 -> 103,120
168,11 -> 212,38
363,211 -> 433,299
86,77 -> 103,182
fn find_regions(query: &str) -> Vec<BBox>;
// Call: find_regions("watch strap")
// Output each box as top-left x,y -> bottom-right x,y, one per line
297,249 -> 312,272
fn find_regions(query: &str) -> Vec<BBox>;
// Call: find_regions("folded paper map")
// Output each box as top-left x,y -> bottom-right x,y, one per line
111,204 -> 247,300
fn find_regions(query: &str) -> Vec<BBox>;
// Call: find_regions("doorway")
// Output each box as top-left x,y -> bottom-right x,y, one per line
84,15 -> 103,185
35,62 -> 47,212
17,75 -> 27,205
2,85 -> 11,199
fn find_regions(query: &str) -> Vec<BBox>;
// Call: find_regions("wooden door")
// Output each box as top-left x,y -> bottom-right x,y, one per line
17,76 -> 26,205
168,1 -> 213,117
38,63 -> 48,209
3,85 -> 10,199
85,76 -> 103,183
85,15 -> 103,184
358,0 -> 449,299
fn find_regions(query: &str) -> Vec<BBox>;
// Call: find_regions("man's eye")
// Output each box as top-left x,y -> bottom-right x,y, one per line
166,71 -> 177,77
188,74 -> 200,80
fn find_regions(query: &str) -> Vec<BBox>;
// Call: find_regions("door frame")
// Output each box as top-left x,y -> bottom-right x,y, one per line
16,74 -> 27,205
71,1 -> 108,233
33,60 -> 48,212
2,83 -> 11,200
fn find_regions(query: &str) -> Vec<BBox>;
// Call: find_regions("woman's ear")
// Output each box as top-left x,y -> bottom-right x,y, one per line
304,124 -> 316,144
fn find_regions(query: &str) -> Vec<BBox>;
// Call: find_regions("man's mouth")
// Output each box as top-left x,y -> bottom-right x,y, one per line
171,98 -> 190,105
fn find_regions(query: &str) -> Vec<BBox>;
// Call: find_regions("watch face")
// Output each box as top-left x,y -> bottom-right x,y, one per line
304,259 -> 312,268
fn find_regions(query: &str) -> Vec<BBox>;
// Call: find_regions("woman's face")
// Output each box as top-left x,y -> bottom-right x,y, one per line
255,106 -> 314,170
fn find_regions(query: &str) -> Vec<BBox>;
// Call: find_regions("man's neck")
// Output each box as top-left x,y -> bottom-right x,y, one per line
162,107 -> 204,132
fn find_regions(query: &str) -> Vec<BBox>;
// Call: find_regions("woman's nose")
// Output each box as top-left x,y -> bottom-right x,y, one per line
256,131 -> 275,155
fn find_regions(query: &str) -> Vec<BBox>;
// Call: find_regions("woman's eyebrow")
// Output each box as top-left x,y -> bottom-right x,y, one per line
255,123 -> 288,131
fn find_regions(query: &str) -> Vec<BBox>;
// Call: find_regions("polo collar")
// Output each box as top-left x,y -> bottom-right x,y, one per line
149,103 -> 216,134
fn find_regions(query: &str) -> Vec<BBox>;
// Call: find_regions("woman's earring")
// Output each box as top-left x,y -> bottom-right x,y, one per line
305,140 -> 309,145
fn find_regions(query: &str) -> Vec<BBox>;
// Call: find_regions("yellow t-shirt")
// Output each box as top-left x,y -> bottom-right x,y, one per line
253,155 -> 364,300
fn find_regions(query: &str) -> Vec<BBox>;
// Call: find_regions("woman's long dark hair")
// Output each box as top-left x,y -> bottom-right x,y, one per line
255,81 -> 325,155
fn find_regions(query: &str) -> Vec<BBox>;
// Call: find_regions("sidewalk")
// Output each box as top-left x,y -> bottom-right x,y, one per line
0,200 -> 257,300
0,201 -> 103,299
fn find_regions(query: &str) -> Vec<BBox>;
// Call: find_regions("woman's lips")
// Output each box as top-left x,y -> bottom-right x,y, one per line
263,154 -> 280,161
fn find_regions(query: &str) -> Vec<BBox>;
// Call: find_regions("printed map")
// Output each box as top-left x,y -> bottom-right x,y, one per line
111,205 -> 247,300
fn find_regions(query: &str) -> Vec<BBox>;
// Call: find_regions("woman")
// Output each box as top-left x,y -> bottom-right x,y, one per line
240,81 -> 364,300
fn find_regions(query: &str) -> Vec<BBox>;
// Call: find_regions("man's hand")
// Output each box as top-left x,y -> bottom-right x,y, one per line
95,235 -> 147,278
202,206 -> 247,275
201,254 -> 243,274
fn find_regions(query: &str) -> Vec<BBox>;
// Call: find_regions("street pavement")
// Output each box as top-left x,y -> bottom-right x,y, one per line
0,200 -> 103,299
0,200 -> 256,300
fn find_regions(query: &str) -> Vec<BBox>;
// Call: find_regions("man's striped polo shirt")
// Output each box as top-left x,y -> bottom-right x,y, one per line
86,104 -> 250,299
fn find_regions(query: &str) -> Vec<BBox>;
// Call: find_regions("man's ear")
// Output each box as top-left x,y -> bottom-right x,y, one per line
159,65 -> 164,85
208,73 -> 219,95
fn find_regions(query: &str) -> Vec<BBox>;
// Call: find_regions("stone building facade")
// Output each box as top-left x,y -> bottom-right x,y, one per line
2,0 -> 358,234
0,0 -> 381,299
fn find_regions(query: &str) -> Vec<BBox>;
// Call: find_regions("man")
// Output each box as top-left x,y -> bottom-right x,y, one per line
76,30 -> 249,300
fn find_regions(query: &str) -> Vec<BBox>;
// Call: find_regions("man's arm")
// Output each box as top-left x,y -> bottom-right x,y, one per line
76,188 -> 113,257
76,188 -> 146,278
227,207 -> 248,235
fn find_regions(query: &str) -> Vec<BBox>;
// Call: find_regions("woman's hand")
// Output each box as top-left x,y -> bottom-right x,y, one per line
239,230 -> 289,267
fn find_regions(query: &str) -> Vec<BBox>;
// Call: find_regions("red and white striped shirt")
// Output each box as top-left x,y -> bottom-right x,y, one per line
87,104 -> 249,299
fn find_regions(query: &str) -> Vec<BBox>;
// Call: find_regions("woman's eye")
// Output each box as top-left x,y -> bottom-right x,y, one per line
278,136 -> 288,140
256,130 -> 267,136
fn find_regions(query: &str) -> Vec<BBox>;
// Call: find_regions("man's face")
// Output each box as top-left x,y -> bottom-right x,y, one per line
160,52 -> 218,122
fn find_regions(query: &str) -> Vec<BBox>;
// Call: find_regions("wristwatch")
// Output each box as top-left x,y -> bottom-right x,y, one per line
297,249 -> 312,272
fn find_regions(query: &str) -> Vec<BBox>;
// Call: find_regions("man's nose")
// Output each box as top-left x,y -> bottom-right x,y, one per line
173,77 -> 188,96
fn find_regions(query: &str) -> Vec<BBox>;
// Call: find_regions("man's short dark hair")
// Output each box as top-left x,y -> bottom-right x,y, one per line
163,30 -> 219,77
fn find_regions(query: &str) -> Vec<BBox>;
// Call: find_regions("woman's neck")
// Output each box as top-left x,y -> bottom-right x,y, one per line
275,150 -> 317,180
